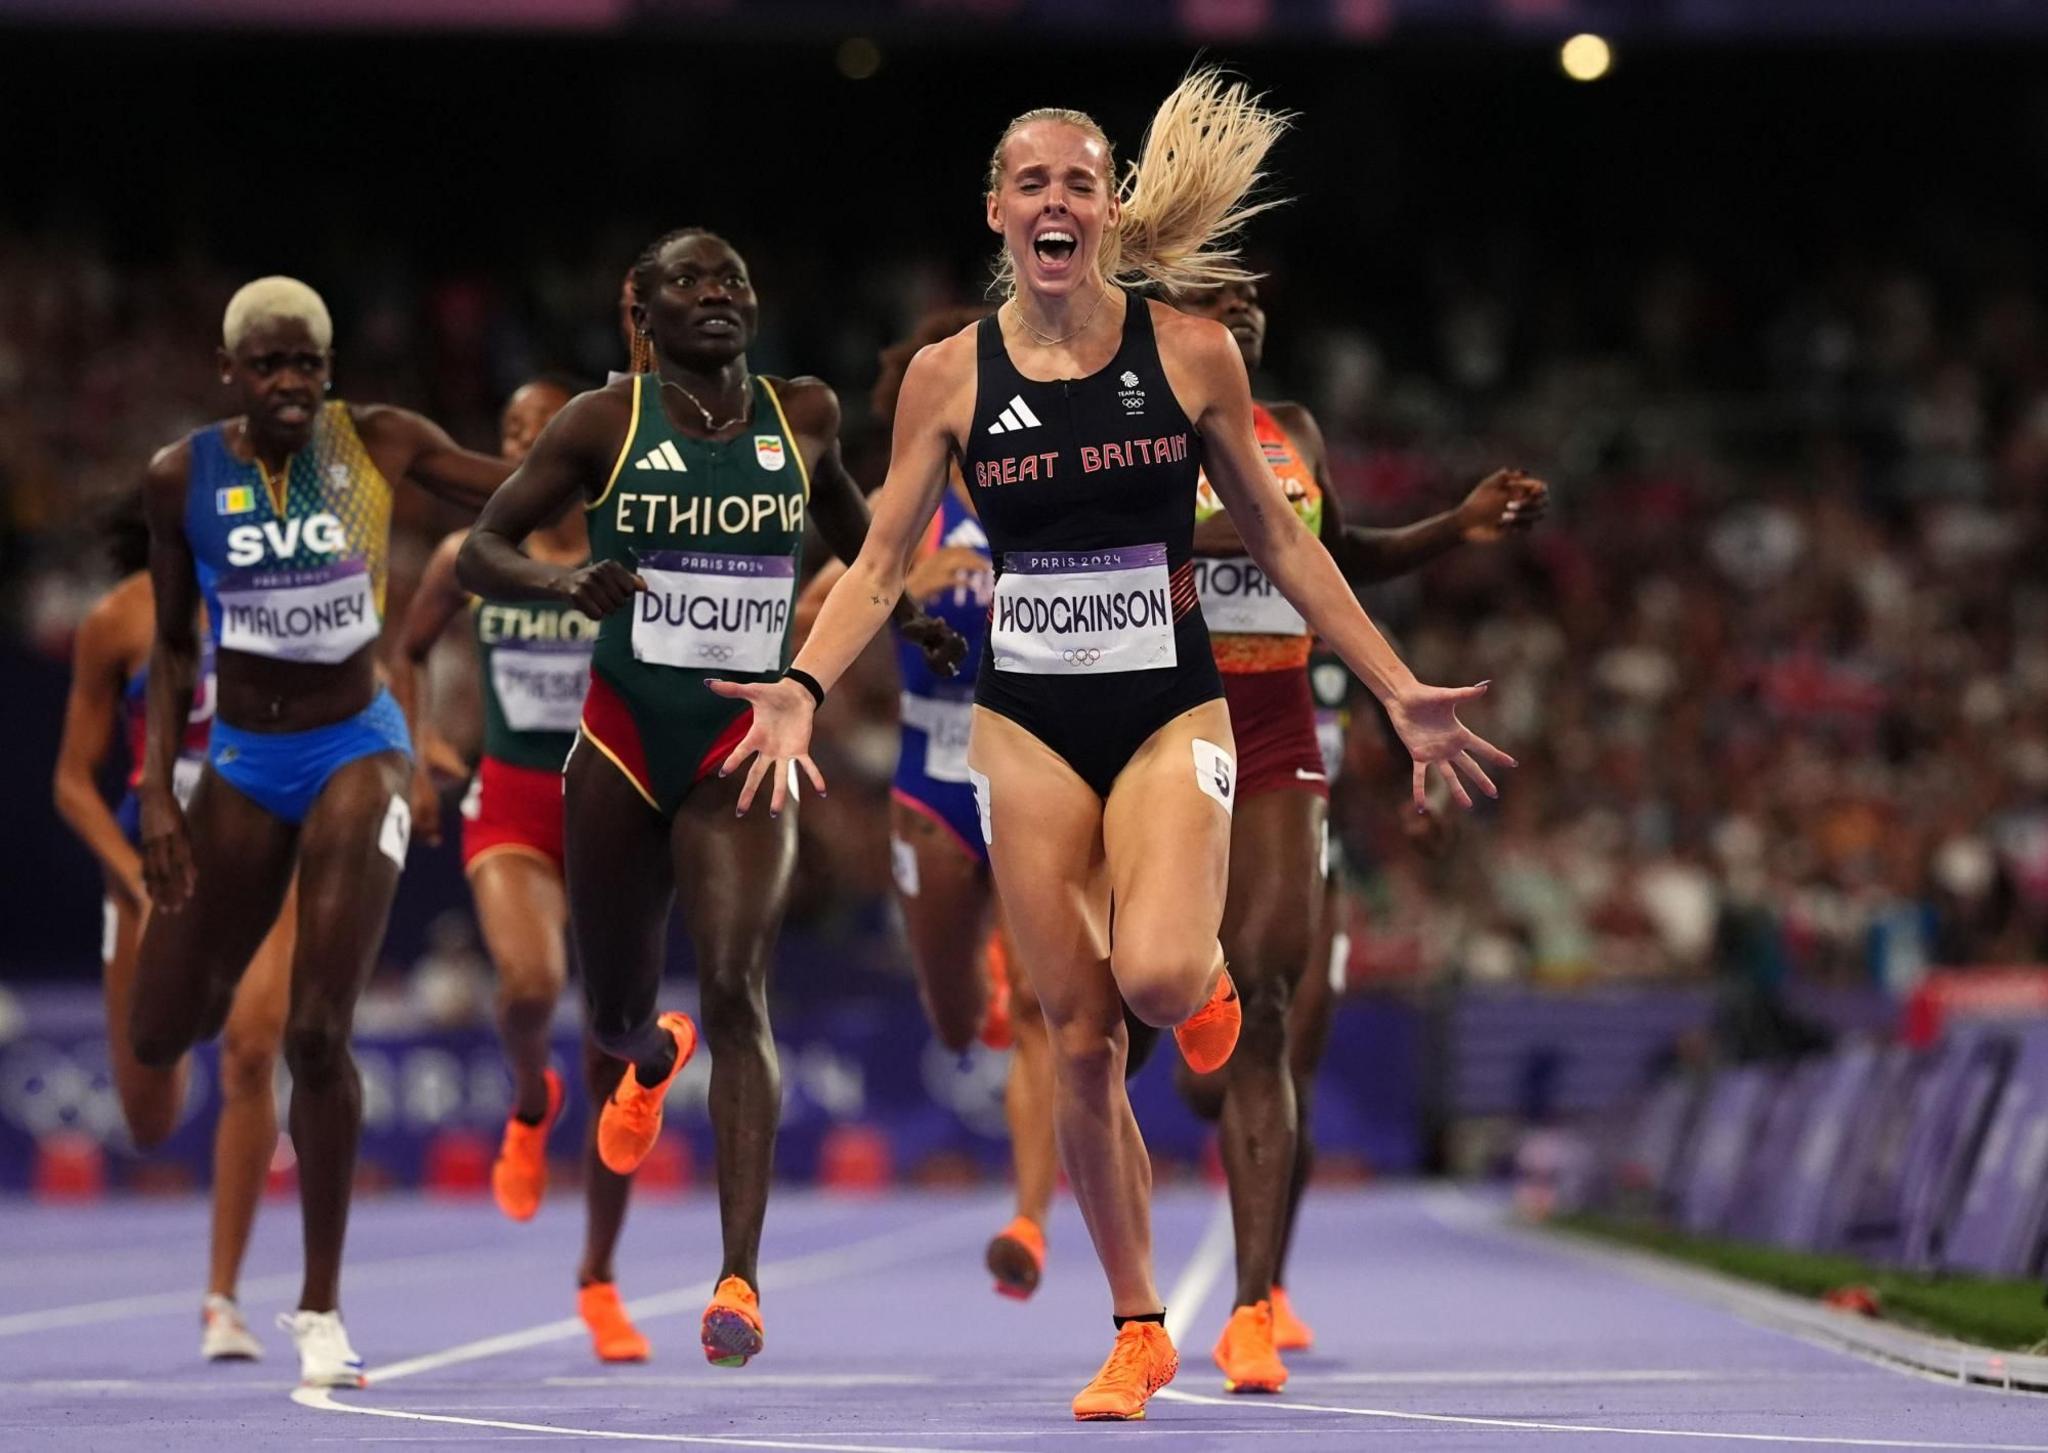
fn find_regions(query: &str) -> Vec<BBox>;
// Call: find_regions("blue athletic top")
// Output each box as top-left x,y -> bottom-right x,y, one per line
184,403 -> 394,666
891,487 -> 992,790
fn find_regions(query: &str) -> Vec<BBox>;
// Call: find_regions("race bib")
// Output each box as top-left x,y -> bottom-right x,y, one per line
631,551 -> 794,674
490,642 -> 592,734
216,560 -> 379,664
899,691 -> 974,783
990,544 -> 1176,676
1194,555 -> 1306,637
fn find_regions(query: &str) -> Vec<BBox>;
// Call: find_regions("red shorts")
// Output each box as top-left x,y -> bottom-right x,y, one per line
460,755 -> 567,874
1221,667 -> 1328,801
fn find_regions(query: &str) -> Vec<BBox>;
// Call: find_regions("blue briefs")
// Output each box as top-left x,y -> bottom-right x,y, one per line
208,687 -> 412,824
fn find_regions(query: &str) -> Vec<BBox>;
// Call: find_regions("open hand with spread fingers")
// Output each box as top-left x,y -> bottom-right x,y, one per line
1383,681 -> 1516,812
705,676 -> 828,817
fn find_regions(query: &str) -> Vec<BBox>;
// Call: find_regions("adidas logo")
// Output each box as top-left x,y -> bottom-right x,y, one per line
986,395 -> 1043,435
942,517 -> 989,551
633,440 -> 689,472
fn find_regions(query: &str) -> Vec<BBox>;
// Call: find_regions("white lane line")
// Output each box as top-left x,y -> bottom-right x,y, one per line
1155,1386 -> 2048,1449
363,1202 -> 994,1386
0,1246 -> 503,1338
295,1388 -> 988,1453
543,1375 -> 938,1389
1161,1196 -> 1232,1349
1306,1369 -> 1797,1386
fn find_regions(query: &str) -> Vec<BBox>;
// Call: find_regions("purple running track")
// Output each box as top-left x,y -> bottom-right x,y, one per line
0,1185 -> 2043,1451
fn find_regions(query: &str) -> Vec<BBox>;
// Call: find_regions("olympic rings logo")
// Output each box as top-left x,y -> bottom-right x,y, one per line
1061,648 -> 1105,666
1121,398 -> 1144,411
696,645 -> 734,662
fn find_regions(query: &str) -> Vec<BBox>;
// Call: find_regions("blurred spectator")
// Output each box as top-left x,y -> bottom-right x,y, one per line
8,182 -> 2048,1000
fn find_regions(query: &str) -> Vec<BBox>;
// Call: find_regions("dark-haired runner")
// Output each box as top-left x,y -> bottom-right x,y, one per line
458,228 -> 961,1369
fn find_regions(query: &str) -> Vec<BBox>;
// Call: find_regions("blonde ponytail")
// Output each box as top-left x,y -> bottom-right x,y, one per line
985,69 -> 1292,298
1107,69 -> 1292,294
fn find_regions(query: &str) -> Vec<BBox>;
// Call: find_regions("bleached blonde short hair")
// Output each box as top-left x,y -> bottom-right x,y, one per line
222,276 -> 332,352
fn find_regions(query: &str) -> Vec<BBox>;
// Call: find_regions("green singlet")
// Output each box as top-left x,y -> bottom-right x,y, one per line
472,590 -> 599,772
578,373 -> 810,814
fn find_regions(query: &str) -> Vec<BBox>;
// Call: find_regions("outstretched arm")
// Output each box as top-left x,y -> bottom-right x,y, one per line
138,444 -> 204,908
1178,319 -> 1512,810
457,389 -> 643,614
804,419 -> 967,679
708,337 -> 969,813
1200,402 -> 1546,583
356,405 -> 513,512
389,531 -> 470,847
52,589 -> 149,908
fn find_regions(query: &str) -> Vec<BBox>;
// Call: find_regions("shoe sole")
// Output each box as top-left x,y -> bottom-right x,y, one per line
1223,1376 -> 1286,1394
595,1344 -> 651,1363
204,1348 -> 261,1363
702,1308 -> 763,1368
986,1235 -> 1042,1300
300,1373 -> 366,1389
1074,1409 -> 1146,1421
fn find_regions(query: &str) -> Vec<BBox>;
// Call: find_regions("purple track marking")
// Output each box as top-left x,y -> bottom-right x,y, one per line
2,1187 -> 2045,1451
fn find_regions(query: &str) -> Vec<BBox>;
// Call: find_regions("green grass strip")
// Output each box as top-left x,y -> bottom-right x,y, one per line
1553,1214 -> 2048,1352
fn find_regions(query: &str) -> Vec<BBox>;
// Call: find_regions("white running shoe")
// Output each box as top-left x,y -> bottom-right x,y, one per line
277,1309 -> 365,1388
200,1294 -> 263,1361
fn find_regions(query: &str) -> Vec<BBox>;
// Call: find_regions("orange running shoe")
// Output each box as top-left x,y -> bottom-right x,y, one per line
1269,1285 -> 1314,1352
1212,1300 -> 1288,1394
701,1275 -> 764,1367
1173,967 -> 1241,1075
597,1012 -> 698,1176
578,1281 -> 650,1363
979,931 -> 1014,1051
491,1068 -> 564,1222
1072,1320 -> 1178,1421
985,1214 -> 1045,1300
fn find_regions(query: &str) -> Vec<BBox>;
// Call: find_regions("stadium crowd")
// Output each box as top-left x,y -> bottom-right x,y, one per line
5,222 -> 2045,997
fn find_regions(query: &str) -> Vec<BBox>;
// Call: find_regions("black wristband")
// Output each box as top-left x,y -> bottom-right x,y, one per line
783,667 -> 826,707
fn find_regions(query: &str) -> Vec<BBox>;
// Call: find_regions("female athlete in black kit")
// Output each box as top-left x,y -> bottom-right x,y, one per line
714,72 -> 1513,1421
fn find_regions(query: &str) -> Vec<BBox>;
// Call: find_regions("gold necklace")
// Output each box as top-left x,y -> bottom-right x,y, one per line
1010,286 -> 1109,347
660,374 -> 752,433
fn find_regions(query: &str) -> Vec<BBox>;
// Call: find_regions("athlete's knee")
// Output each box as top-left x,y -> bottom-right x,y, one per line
282,1011 -> 354,1092
497,979 -> 559,1036
1231,970 -> 1292,1064
699,960 -> 770,1047
219,1024 -> 281,1104
1049,1015 -> 1125,1089
1113,944 -> 1217,1028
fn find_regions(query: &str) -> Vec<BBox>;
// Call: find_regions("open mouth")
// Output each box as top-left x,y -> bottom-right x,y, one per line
1032,229 -> 1078,270
272,401 -> 313,424
695,313 -> 740,336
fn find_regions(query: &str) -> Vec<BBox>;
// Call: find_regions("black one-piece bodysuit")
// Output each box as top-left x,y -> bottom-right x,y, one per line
960,294 -> 1225,798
